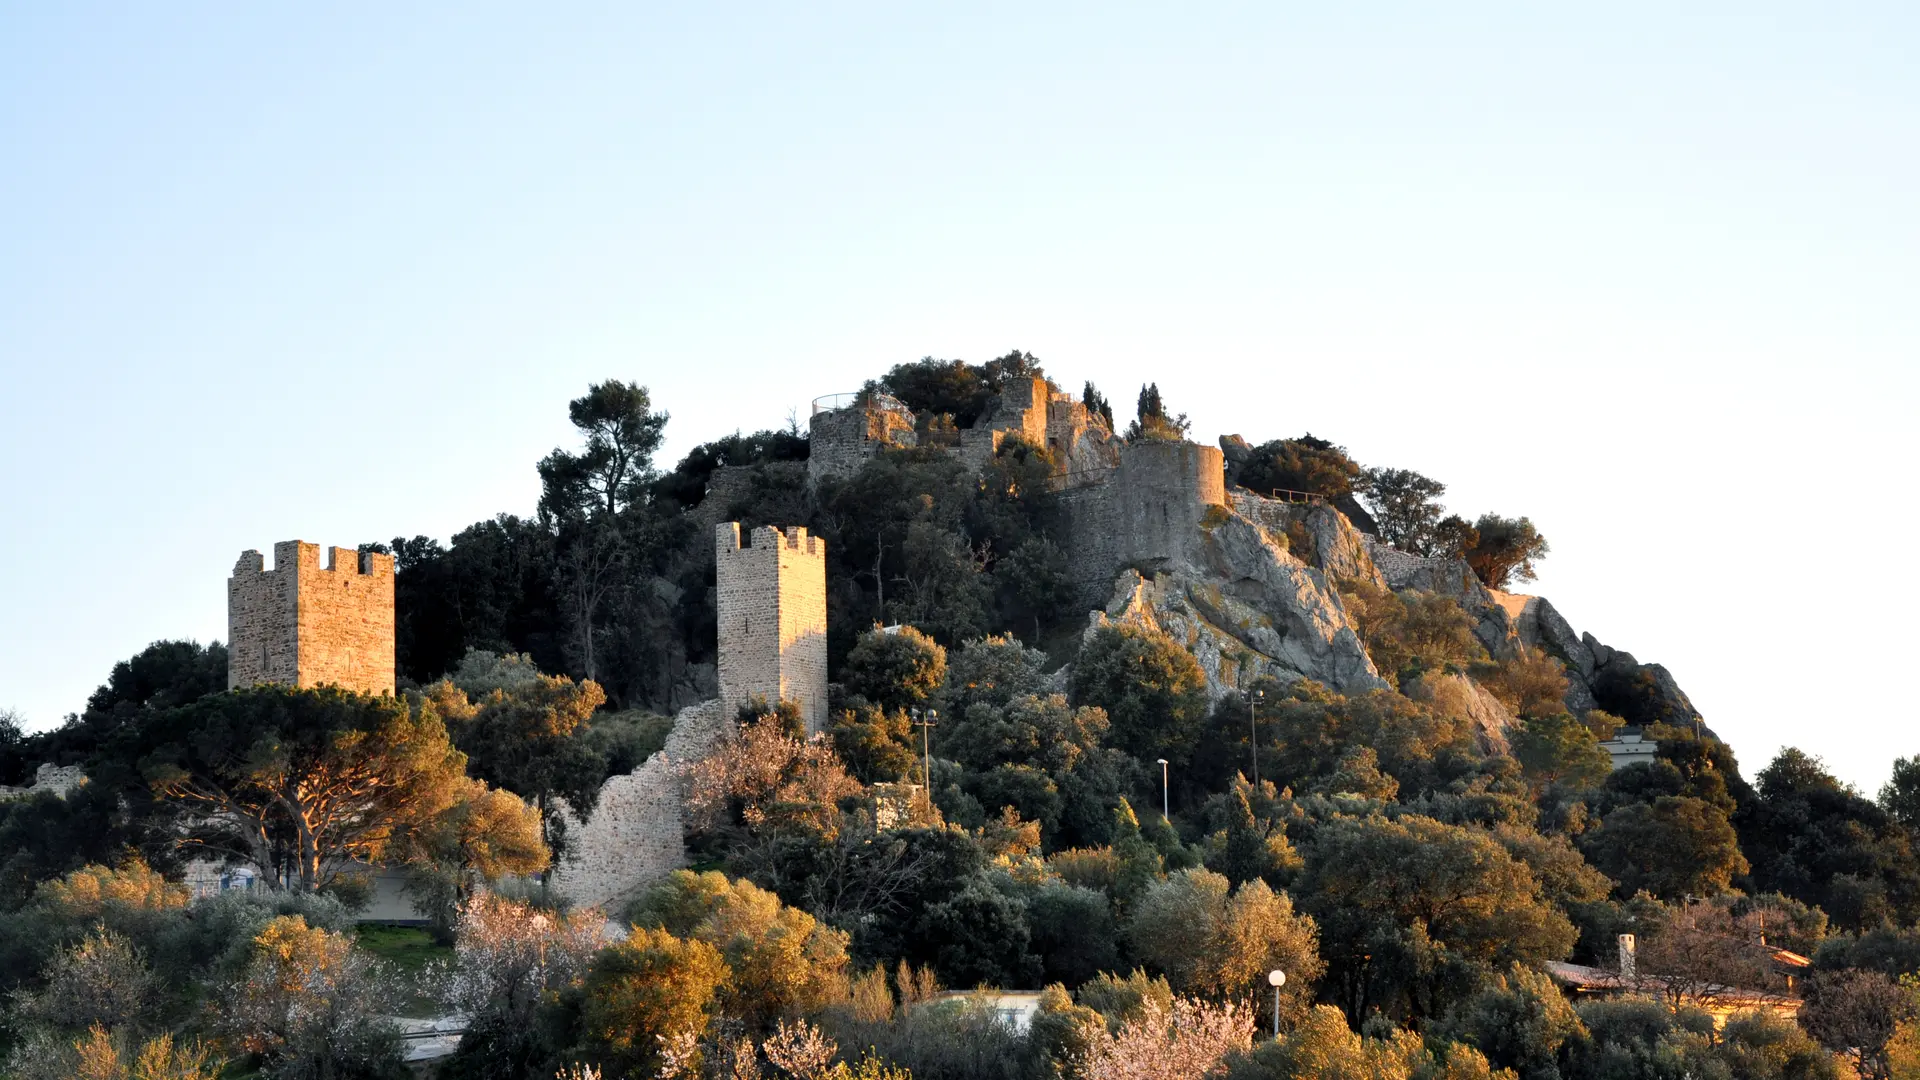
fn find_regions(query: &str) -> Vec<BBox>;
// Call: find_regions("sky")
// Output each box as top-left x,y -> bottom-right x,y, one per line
1,5 -> 1915,793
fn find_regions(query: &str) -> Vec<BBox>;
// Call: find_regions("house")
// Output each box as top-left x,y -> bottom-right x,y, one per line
1545,933 -> 1807,1026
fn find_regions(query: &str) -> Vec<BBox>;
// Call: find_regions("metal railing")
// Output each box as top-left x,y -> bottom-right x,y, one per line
811,392 -> 861,415
1247,487 -> 1327,506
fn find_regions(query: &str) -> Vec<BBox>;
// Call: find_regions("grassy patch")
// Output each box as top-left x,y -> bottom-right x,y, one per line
353,924 -> 450,975
354,924 -> 451,1018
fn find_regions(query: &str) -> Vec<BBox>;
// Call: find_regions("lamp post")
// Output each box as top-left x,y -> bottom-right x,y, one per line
1249,687 -> 1265,788
912,708 -> 938,811
1156,758 -> 1169,821
1267,969 -> 1286,1037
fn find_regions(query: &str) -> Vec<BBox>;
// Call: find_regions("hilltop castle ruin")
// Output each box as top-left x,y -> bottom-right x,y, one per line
228,540 -> 396,696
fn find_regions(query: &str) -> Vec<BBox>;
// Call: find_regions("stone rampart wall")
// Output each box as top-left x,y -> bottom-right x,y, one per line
548,699 -> 728,912
807,395 -> 916,484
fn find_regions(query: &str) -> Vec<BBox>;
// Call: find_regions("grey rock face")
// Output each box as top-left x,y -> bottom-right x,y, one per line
1406,672 -> 1518,755
1219,433 -> 1253,465
1085,504 -> 1387,700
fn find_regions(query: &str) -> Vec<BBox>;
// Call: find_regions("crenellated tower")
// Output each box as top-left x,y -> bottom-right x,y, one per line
228,541 -> 396,696
714,522 -> 828,731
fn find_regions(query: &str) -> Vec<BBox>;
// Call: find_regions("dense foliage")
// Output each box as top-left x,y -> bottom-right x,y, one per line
7,365 -> 1917,1080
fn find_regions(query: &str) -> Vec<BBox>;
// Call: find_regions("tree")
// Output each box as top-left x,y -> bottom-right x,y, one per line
6,1027 -> 222,1080
1800,970 -> 1918,1080
537,381 -> 669,521
578,927 -> 729,1079
1742,748 -> 1920,931
629,870 -> 851,1030
1338,581 -> 1485,687
1634,899 -> 1788,1012
1236,436 -> 1363,499
30,640 -> 230,769
1581,796 -> 1747,901
119,686 -> 469,892
1252,682 -> 1477,799
1477,645 -> 1571,721
940,691 -> 1126,845
1126,383 -> 1191,441
1882,756 -> 1920,833
397,777 -> 550,935
914,873 -> 1041,988
1511,712 -> 1612,792
1226,1004 -> 1437,1080
1023,881 -> 1120,988
1126,868 -> 1324,1018
447,893 -> 602,1025
442,673 -> 609,860
215,915 -> 402,1080
1296,814 -> 1576,1023
1434,964 -> 1585,1080
683,711 -> 864,858
842,627 -> 947,715
10,928 -> 157,1033
1082,382 -> 1115,429
1363,468 -> 1449,553
1462,515 -> 1550,590
1073,997 -> 1252,1080
1070,622 -> 1210,766
828,700 -> 916,784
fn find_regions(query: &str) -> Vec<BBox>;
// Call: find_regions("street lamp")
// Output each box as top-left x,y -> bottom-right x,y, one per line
1267,969 -> 1286,1037
912,708 -> 938,811
1155,758 -> 1169,821
1249,687 -> 1266,788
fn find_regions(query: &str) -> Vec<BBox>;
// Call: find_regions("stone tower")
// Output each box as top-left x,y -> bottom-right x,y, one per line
228,541 -> 396,696
715,522 -> 828,731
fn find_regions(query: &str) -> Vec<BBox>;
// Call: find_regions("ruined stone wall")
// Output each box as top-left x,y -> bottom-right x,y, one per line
807,394 -> 916,485
1056,441 -> 1229,609
547,698 -> 728,912
229,540 -> 395,695
715,523 -> 828,731
1117,442 -> 1227,564
1058,478 -> 1125,608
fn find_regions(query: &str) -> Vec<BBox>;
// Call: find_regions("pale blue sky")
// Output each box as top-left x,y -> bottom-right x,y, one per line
2,5 -> 1915,791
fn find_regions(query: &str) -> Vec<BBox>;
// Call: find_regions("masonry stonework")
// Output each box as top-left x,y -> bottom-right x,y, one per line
716,522 -> 829,731
228,541 -> 396,696
550,519 -> 829,910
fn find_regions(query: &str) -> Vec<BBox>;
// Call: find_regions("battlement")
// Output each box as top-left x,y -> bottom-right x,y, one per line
716,522 -> 826,559
234,542 -> 395,580
228,539 -> 395,696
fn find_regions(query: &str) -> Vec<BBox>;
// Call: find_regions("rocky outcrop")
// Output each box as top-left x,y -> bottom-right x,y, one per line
1087,504 -> 1387,699
1405,672 -> 1518,755
1228,493 -> 1384,587
1364,539 -> 1700,727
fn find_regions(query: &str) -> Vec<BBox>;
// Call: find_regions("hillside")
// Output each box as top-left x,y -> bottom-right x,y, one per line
3,354 -> 1918,1080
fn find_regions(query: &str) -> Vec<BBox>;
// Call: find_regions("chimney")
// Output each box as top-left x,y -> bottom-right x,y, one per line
1618,933 -> 1637,979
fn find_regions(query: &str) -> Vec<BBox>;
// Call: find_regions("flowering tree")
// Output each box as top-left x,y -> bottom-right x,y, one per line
214,915 -> 401,1079
445,894 -> 605,1026
1073,997 -> 1253,1080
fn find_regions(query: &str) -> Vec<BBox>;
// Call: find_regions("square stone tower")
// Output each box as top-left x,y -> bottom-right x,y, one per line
228,541 -> 396,696
715,522 -> 828,731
